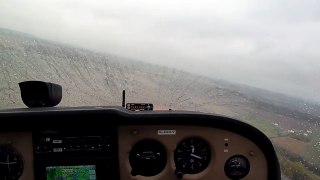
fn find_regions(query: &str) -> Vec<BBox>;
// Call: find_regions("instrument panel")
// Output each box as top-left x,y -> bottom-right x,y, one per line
0,107 -> 281,180
118,126 -> 267,180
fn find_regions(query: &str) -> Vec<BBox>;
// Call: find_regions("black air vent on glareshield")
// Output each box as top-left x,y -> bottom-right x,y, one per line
19,81 -> 62,108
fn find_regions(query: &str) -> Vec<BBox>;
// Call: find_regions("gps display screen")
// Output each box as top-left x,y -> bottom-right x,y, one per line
46,165 -> 96,180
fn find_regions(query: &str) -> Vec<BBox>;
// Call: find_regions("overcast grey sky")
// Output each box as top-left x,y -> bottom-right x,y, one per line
1,0 -> 320,101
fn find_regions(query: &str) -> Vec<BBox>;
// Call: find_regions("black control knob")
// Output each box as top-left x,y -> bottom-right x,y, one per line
224,155 -> 250,180
175,169 -> 184,179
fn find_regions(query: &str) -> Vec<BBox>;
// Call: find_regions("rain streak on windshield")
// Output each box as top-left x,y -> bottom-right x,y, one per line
0,0 -> 320,179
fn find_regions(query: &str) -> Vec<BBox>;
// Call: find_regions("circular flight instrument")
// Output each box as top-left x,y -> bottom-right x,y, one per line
224,155 -> 250,179
174,137 -> 211,178
129,139 -> 167,177
0,146 -> 24,180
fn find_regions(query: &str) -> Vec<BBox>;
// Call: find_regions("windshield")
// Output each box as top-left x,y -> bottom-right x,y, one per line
1,0 -> 319,179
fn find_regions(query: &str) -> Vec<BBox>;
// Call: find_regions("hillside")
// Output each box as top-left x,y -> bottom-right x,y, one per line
0,28 -> 319,179
0,28 -> 243,112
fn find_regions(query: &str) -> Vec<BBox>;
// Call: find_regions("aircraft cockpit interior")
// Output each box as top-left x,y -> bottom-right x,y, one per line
0,81 -> 281,180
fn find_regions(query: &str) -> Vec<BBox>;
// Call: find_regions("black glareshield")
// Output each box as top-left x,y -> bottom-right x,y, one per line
18,81 -> 62,107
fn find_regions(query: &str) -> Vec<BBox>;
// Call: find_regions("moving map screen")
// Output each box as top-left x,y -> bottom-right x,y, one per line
46,165 -> 96,180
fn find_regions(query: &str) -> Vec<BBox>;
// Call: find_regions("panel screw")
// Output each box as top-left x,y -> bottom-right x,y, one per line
249,151 -> 254,156
131,130 -> 138,135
